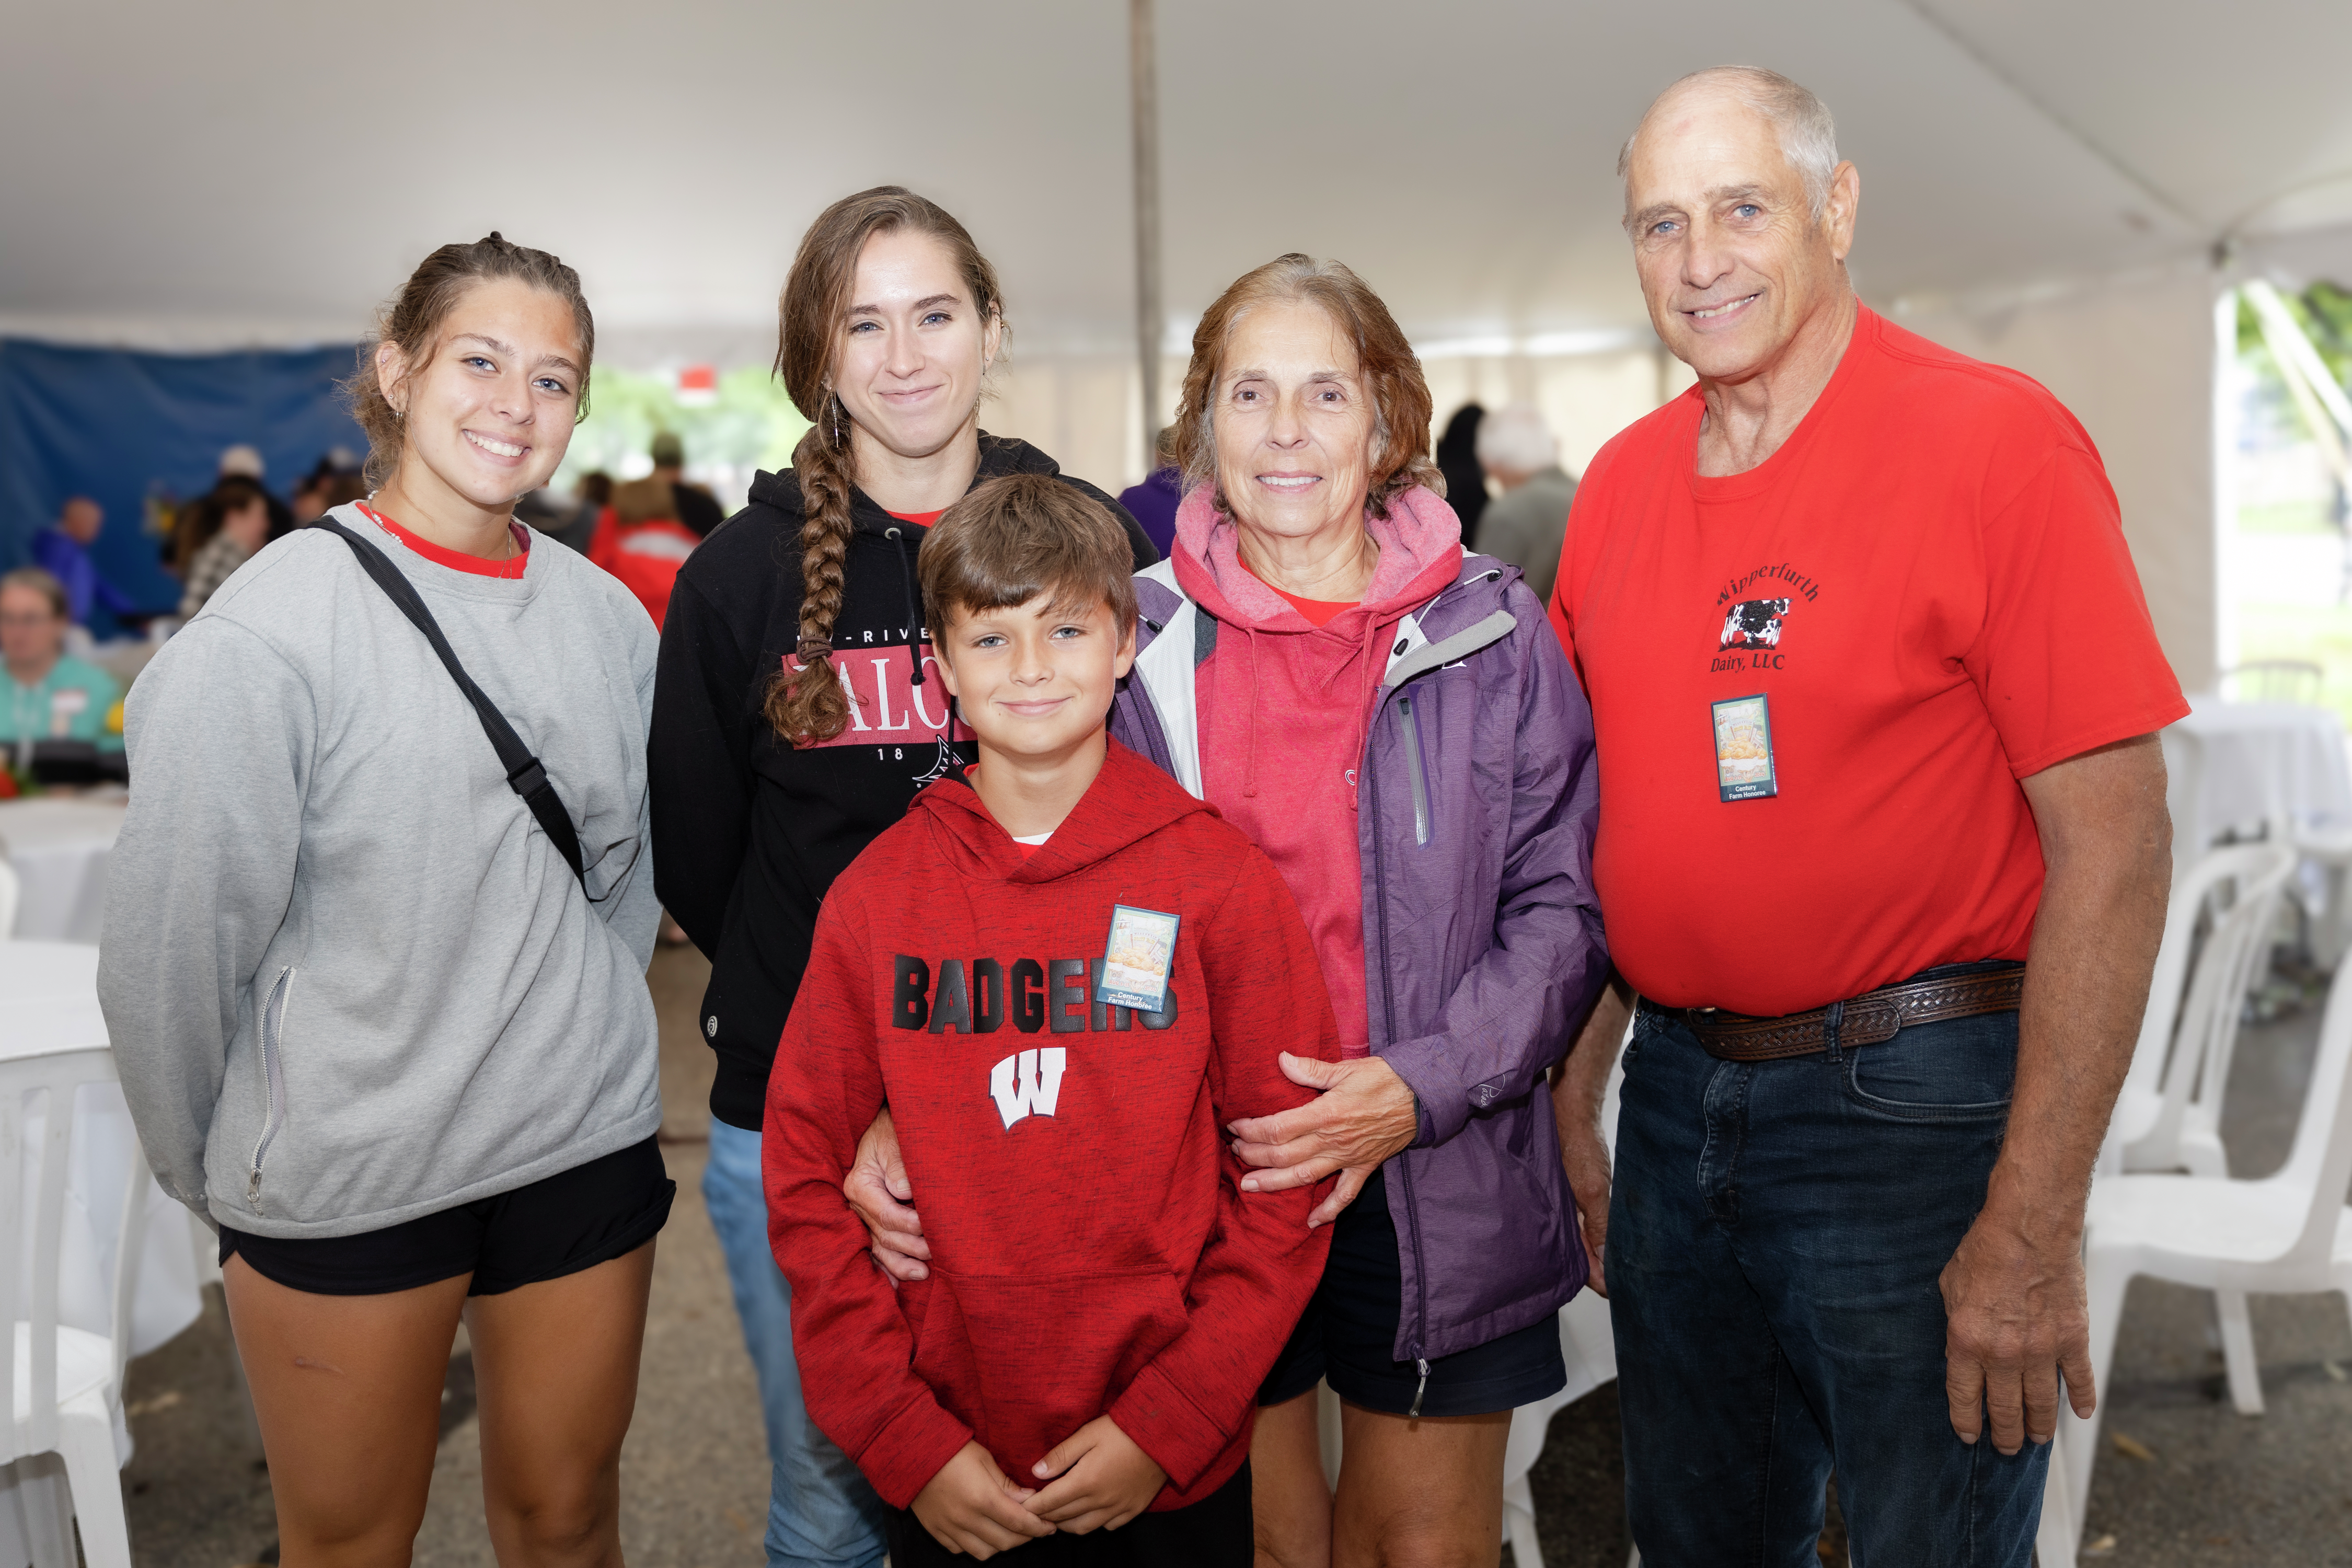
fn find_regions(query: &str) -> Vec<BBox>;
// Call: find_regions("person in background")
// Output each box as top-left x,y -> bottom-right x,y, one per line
31,498 -> 141,629
589,475 -> 701,629
1549,67 -> 2181,1564
291,452 -> 368,525
650,184 -> 1157,1568
1433,402 -> 1489,549
651,431 -> 728,538
1116,425 -> 1183,558
514,482 -> 599,554
1,567 -> 123,753
1473,402 -> 1577,603
217,443 -> 300,543
168,476 -> 263,578
177,480 -> 273,618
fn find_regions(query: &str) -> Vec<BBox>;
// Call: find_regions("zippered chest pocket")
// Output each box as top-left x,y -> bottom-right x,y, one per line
1396,693 -> 1432,847
247,966 -> 296,1214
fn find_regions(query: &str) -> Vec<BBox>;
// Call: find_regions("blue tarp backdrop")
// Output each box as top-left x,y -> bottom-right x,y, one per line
0,338 -> 365,629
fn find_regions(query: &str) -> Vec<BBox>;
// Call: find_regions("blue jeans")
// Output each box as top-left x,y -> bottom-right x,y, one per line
1610,998 -> 2048,1567
703,1119 -> 888,1568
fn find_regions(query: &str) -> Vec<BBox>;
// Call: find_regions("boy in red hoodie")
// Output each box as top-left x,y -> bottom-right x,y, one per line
764,473 -> 1338,1563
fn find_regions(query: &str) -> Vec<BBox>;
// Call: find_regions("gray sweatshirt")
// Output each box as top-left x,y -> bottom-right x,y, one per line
98,503 -> 662,1239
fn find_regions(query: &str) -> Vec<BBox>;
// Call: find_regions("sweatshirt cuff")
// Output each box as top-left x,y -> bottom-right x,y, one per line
850,1390 -> 975,1509
1377,1036 -> 1470,1147
1109,1361 -> 1235,1492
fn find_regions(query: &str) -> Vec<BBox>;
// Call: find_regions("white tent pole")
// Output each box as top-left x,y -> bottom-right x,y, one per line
2245,279 -> 2352,487
1130,0 -> 1163,473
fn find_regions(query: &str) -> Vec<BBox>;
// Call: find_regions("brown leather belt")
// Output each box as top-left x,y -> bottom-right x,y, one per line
1662,964 -> 2026,1063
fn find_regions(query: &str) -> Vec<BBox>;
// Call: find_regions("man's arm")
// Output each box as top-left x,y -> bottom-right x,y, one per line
1552,973 -> 1633,1297
1940,733 -> 2170,1454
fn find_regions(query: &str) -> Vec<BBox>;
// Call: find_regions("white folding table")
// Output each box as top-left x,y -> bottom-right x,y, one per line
0,800 -> 128,944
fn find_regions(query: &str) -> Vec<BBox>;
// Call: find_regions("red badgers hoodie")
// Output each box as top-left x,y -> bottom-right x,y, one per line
764,738 -> 1339,1512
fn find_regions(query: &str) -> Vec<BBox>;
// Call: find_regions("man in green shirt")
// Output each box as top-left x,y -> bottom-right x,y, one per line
2,568 -> 123,752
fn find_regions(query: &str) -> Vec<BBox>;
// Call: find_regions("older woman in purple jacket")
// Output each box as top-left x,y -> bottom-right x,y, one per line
850,253 -> 1606,1565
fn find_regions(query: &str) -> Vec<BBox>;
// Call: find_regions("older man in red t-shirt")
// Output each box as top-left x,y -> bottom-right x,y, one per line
1548,66 -> 2182,1565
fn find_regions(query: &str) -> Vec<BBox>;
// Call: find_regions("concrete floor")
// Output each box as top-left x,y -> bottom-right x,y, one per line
114,946 -> 2352,1566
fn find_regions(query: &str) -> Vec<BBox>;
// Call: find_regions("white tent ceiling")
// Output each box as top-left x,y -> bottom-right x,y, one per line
6,0 -> 2352,364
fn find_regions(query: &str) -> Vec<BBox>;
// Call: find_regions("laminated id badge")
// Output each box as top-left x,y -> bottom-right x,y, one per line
1097,904 -> 1180,1012
1712,693 -> 1779,802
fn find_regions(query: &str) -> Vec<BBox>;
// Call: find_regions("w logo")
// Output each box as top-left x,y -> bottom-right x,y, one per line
988,1048 -> 1068,1129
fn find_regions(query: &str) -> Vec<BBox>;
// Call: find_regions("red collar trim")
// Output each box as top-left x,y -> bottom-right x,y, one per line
358,503 -> 530,580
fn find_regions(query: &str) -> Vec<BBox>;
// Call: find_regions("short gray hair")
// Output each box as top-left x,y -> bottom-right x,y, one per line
0,567 -> 69,620
1618,66 -> 1839,223
1474,403 -> 1557,474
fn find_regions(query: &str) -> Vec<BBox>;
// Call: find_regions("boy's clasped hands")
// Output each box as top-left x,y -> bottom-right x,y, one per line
913,1416 -> 1168,1559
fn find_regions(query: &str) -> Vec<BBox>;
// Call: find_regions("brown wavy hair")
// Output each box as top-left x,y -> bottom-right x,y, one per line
919,473 -> 1138,645
1170,253 -> 1440,521
344,233 -> 594,489
763,187 -> 1005,746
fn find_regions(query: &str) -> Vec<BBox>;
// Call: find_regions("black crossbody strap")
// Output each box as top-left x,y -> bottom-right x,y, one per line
315,520 -> 589,890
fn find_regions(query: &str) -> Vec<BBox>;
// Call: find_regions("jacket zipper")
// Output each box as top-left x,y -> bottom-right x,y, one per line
1397,694 -> 1431,847
247,966 -> 295,1212
1366,734 -> 1433,1368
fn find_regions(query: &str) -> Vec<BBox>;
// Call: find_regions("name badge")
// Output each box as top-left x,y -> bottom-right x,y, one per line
1096,904 -> 1180,1013
49,687 -> 87,736
1712,693 -> 1778,802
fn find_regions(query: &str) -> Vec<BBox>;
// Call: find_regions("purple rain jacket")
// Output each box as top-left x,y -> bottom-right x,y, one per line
1109,550 -> 1609,1364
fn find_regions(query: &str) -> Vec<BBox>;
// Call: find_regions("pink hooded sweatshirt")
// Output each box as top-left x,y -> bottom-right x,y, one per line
1170,483 -> 1466,1058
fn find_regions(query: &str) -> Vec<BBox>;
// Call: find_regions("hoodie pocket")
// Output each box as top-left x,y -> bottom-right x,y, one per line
908,1267 -> 1189,1473
1397,694 -> 1432,846
246,966 -> 296,1215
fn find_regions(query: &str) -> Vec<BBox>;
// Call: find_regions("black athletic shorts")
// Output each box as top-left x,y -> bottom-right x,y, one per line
1258,1164 -> 1566,1417
219,1135 -> 674,1297
883,1460 -> 1250,1566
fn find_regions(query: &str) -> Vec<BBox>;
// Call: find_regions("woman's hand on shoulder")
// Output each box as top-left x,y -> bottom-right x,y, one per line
912,1442 -> 1054,1558
844,1105 -> 930,1282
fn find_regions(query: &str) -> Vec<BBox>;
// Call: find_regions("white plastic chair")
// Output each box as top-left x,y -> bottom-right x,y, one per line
0,853 -> 19,939
2036,936 -> 2352,1568
1501,1291 -> 1621,1568
2217,659 -> 2324,707
2109,840 -> 2296,1180
0,1046 -> 148,1568
1500,1045 -> 1630,1568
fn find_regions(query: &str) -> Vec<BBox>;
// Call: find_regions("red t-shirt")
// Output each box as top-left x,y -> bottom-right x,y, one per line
359,503 -> 530,580
1260,581 -> 1356,627
1548,308 -> 2188,1016
886,508 -> 946,527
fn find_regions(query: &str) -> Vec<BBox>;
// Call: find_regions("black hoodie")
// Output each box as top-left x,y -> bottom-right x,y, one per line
650,434 -> 1158,1129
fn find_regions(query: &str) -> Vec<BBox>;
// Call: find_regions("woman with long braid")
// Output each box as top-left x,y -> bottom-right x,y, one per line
649,187 -> 1155,1568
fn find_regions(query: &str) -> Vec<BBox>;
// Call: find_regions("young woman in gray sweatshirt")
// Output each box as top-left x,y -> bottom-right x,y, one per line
100,235 -> 669,1565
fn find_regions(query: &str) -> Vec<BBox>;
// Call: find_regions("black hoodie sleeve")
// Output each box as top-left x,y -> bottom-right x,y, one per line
650,573 -> 754,956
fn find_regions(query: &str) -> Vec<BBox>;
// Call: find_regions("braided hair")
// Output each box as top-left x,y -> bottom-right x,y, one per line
763,188 -> 1004,746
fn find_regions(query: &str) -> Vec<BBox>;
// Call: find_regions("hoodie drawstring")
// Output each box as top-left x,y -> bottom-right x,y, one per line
1242,627 -> 1262,798
884,526 -> 926,687
1351,615 -> 1384,812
